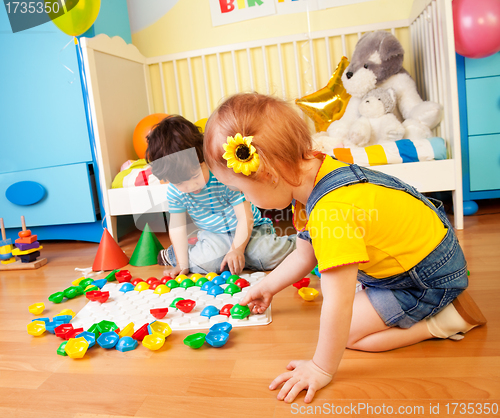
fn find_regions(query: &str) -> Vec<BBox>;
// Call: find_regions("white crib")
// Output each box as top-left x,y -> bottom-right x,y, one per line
81,0 -> 463,240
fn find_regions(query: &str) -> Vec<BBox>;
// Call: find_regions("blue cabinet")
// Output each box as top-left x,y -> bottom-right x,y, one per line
0,2 -> 131,242
457,53 -> 500,215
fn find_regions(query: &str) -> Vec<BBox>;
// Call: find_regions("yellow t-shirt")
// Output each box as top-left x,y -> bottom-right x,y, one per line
294,155 -> 447,278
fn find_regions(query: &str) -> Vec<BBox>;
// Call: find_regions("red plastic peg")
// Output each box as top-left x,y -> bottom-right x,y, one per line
235,278 -> 250,289
293,277 -> 310,289
220,304 -> 234,317
150,307 -> 169,319
132,323 -> 150,341
115,270 -> 132,283
176,299 -> 196,313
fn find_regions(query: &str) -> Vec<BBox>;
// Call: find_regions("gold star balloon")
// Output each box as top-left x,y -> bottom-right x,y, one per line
295,56 -> 351,132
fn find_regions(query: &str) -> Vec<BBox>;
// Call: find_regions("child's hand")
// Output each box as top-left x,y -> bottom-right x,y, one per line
239,281 -> 273,314
270,360 -> 333,404
220,249 -> 245,276
163,265 -> 190,278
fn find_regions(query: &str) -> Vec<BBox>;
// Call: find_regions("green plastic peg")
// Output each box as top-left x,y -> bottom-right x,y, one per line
57,341 -> 68,356
230,304 -> 250,319
105,269 -> 119,282
226,275 -> 239,285
166,279 -> 179,289
180,278 -> 195,289
184,333 -> 206,349
48,292 -> 64,304
224,283 -> 242,296
170,297 -> 184,308
195,277 -> 209,287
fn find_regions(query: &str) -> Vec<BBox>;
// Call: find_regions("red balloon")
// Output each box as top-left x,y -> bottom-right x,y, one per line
453,0 -> 500,58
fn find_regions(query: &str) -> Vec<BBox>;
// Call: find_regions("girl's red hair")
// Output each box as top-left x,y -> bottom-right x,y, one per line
204,93 -> 313,186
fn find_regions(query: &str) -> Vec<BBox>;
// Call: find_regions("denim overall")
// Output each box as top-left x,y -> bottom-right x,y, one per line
299,163 -> 468,328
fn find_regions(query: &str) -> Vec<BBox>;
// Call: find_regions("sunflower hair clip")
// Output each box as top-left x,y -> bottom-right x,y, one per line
222,133 -> 260,176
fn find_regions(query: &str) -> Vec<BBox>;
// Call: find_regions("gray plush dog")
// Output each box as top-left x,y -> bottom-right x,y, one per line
327,31 -> 442,142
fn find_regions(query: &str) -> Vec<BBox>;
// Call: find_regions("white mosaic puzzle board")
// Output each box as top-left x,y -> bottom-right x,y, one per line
71,272 -> 272,331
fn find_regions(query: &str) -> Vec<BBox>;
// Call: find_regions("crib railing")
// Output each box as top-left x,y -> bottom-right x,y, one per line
146,21 -> 410,123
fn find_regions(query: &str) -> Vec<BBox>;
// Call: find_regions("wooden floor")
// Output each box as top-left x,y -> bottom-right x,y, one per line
1,201 -> 499,418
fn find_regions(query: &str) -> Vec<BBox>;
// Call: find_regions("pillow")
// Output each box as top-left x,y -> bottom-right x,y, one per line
328,137 -> 447,166
111,159 -> 161,189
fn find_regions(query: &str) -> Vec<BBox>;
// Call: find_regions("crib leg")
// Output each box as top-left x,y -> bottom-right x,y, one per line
452,190 -> 464,230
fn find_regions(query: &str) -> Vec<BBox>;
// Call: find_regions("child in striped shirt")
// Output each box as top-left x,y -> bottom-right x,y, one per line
146,115 -> 296,278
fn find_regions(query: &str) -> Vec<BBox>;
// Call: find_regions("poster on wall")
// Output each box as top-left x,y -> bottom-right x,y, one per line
209,0 -> 277,27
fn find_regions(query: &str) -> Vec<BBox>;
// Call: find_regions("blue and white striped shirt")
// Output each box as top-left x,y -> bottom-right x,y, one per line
167,171 -> 271,234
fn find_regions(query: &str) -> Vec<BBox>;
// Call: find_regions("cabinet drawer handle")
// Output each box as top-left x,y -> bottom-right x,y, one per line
6,181 -> 46,206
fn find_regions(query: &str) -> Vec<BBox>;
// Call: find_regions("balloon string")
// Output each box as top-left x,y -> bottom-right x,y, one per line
59,37 -> 76,84
302,1 -> 314,95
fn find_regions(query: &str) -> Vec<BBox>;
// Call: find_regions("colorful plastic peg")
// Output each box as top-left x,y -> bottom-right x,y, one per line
76,331 -> 96,348
235,278 -> 250,289
170,297 -> 184,308
97,331 -> 120,349
131,278 -> 145,286
146,277 -> 159,285
205,331 -> 229,348
293,277 -> 311,289
148,321 -> 172,337
118,322 -> 135,338
224,284 -> 241,296
195,277 -> 209,287
190,273 -> 204,282
134,282 -> 150,292
153,284 -> 170,295
212,276 -> 226,286
210,322 -> 232,334
92,278 -> 108,289
65,337 -> 89,359
142,333 -> 165,350
55,323 -> 74,339
184,332 -> 206,349
180,278 -> 195,289
48,291 -> 64,304
298,287 -> 319,301
116,336 -> 138,352
176,299 -> 196,313
226,275 -> 239,285
220,304 -> 234,317
230,304 -> 250,320
207,284 -> 224,296
166,279 -> 179,289
119,283 -> 135,293
206,272 -> 218,280
57,341 -> 68,356
132,323 -> 150,341
27,321 -> 46,336
200,305 -> 220,318
96,320 -> 118,334
220,271 -> 231,279
28,302 -> 45,315
150,307 -> 169,319
115,270 -> 132,283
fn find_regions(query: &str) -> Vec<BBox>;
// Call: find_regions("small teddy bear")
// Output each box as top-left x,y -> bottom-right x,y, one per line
346,88 -> 405,147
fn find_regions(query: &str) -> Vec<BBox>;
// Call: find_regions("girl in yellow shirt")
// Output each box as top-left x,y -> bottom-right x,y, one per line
203,93 -> 486,405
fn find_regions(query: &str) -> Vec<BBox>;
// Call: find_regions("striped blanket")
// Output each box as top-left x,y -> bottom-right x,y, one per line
329,137 -> 447,166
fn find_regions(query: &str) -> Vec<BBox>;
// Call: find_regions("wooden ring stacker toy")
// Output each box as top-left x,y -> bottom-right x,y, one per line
19,216 -> 31,237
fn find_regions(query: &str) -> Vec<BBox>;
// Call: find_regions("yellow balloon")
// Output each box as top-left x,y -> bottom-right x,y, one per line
195,118 -> 208,133
50,0 -> 101,37
295,56 -> 351,133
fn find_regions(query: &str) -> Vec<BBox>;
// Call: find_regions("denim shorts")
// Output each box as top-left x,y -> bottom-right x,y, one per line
358,226 -> 468,328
